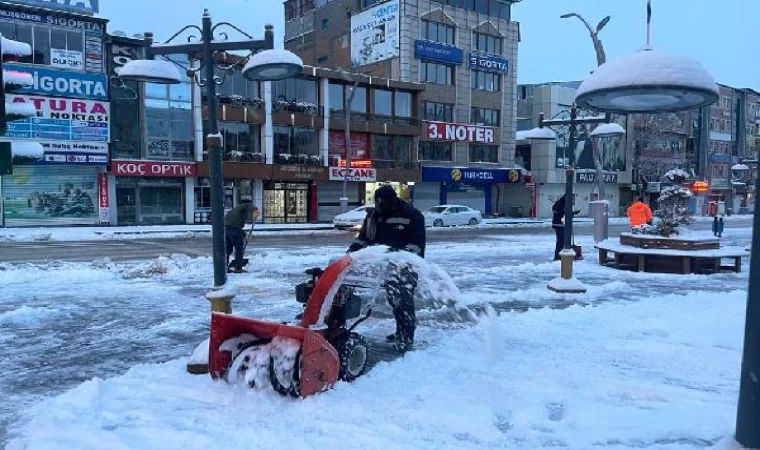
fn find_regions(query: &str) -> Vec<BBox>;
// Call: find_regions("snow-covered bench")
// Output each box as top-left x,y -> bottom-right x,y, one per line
595,240 -> 748,274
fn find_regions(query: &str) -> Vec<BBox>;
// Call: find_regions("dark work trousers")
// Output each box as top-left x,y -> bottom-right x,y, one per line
225,226 -> 246,270
384,262 -> 418,345
553,225 -> 564,261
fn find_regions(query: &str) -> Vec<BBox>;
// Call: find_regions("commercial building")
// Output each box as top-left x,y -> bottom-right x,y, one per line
284,0 -> 528,216
516,81 -> 632,218
0,0 -> 109,227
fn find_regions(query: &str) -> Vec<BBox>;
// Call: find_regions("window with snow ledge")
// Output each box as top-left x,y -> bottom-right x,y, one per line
0,21 -> 86,67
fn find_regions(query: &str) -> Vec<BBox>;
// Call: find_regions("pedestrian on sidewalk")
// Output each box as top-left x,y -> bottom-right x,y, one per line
224,199 -> 260,273
627,197 -> 653,230
552,195 -> 566,261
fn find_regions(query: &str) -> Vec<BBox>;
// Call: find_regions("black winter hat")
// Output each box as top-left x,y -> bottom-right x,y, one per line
374,185 -> 397,201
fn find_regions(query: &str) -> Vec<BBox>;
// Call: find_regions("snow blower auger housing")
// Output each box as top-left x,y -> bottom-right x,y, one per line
209,254 -> 374,398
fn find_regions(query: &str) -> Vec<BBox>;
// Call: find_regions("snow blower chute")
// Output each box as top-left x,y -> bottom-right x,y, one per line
209,254 -> 375,397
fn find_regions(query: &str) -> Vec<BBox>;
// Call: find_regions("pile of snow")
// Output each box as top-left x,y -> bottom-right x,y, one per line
222,335 -> 301,391
121,254 -> 192,279
10,141 -> 44,159
6,288 -> 747,449
2,36 -> 31,56
6,101 -> 38,119
4,69 -> 33,88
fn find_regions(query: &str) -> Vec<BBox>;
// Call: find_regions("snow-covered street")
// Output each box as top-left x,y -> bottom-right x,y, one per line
1,228 -> 753,449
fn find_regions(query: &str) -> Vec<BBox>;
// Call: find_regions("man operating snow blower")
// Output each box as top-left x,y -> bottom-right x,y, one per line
347,185 -> 426,353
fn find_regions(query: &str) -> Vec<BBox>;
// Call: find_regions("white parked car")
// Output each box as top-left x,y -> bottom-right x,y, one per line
423,205 -> 483,227
333,204 -> 374,230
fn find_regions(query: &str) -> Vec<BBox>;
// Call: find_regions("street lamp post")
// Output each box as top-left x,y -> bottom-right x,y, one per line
523,105 -> 623,293
561,12 -> 611,242
118,10 -> 302,291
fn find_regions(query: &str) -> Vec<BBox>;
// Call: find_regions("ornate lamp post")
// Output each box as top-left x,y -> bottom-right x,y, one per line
118,10 -> 303,294
522,107 -> 624,294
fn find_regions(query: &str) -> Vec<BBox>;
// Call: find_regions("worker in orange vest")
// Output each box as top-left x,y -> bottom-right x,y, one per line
627,197 -> 653,228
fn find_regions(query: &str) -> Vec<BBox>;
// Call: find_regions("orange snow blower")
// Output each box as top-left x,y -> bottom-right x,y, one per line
209,254 -> 374,398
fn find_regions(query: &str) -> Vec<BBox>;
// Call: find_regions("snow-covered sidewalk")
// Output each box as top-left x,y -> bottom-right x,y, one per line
1,228 -> 753,449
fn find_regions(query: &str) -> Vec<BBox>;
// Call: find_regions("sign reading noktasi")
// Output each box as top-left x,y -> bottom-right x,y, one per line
424,121 -> 497,144
351,0 -> 399,67
5,0 -> 99,15
112,160 -> 197,178
5,95 -> 109,142
329,166 -> 377,182
5,64 -> 108,100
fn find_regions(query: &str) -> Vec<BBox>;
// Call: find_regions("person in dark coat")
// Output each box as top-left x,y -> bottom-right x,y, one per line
552,195 -> 566,261
347,185 -> 426,353
224,200 -> 260,273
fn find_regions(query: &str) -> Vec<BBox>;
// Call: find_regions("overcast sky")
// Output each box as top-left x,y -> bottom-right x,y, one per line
101,0 -> 759,90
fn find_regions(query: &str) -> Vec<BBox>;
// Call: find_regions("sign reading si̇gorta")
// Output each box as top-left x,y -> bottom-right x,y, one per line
329,166 -> 377,182
5,63 -> 108,100
469,53 -> 509,74
7,0 -> 98,15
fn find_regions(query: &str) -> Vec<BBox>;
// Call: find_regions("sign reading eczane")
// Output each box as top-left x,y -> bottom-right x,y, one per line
424,121 -> 496,144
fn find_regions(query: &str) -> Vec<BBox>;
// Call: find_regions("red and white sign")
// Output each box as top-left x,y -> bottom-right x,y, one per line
328,130 -> 370,159
98,173 -> 110,224
424,121 -> 496,143
338,158 -> 372,168
111,160 -> 197,177
329,166 -> 377,182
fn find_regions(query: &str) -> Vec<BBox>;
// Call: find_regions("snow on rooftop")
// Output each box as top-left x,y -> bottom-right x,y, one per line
520,127 -> 556,140
2,36 -> 31,57
576,48 -> 719,99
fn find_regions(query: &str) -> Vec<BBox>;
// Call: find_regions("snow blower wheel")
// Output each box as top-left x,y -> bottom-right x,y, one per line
269,348 -> 302,397
334,332 -> 370,382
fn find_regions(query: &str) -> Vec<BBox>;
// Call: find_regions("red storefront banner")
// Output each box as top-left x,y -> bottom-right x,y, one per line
111,160 -> 197,177
338,158 -> 372,168
424,121 -> 496,143
328,130 -> 370,159
98,173 -> 109,208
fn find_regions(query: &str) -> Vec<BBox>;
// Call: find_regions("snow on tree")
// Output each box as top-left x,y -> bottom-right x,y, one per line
634,168 -> 693,237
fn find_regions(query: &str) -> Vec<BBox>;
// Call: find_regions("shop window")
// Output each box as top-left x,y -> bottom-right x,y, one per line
144,68 -> 194,161
111,93 -> 141,159
273,125 -> 320,165
328,82 -> 345,117
470,144 -> 499,163
272,77 -> 319,114
349,86 -> 367,119
423,101 -> 454,122
373,135 -> 413,168
471,70 -> 500,91
420,61 -> 455,85
212,122 -> 263,163
419,141 -> 453,161
471,107 -> 500,126
421,20 -> 455,45
0,20 -> 86,67
473,32 -> 502,54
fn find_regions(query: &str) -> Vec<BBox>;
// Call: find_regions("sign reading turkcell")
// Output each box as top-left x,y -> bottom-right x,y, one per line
469,53 -> 509,73
414,40 -> 463,65
4,0 -> 98,15
422,166 -> 522,184
5,64 -> 107,100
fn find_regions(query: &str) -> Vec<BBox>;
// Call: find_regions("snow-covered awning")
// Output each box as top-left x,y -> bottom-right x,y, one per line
518,127 -> 556,141
732,164 -> 750,171
575,48 -> 719,113
6,102 -> 37,119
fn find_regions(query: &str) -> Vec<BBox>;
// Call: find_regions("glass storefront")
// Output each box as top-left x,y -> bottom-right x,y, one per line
264,181 -> 309,223
194,178 -> 254,224
115,177 -> 184,225
363,182 -> 412,205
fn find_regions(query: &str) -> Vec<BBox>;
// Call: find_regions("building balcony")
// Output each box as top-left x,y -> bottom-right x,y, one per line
273,153 -> 323,166
273,100 -> 321,116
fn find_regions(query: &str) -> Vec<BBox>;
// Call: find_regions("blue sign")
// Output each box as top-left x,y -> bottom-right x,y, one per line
4,0 -> 98,15
710,153 -> 731,163
0,6 -> 103,30
414,40 -> 463,65
422,166 -> 522,184
5,64 -> 108,100
469,53 -> 509,73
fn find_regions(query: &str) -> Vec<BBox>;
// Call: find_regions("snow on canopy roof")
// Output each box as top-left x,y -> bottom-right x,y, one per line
589,122 -> 626,137
4,70 -> 33,87
118,59 -> 183,84
10,141 -> 43,159
519,127 -> 556,140
732,164 -> 750,170
2,37 -> 31,57
6,102 -> 37,118
576,48 -> 719,99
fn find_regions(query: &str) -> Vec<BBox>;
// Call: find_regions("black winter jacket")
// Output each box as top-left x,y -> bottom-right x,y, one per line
552,196 -> 565,227
349,200 -> 426,258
